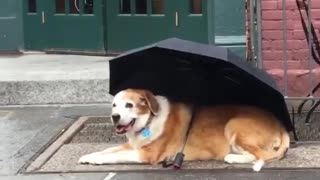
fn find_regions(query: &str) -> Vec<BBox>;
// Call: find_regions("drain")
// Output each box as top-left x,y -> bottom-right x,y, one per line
68,117 -> 126,144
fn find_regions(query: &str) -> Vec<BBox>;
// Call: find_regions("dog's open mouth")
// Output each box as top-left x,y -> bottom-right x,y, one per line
115,118 -> 136,134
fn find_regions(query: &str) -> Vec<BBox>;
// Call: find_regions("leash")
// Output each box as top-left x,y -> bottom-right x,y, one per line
162,106 -> 196,169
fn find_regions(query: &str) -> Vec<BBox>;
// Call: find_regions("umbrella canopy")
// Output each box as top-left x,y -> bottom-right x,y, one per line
109,38 -> 293,132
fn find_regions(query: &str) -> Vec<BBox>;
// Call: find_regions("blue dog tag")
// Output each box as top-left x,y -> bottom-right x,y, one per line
141,129 -> 151,138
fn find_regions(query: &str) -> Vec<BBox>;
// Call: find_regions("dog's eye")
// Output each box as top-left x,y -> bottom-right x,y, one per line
125,103 -> 133,108
140,97 -> 146,102
112,103 -> 116,107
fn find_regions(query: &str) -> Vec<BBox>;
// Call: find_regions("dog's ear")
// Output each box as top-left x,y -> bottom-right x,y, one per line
142,90 -> 159,116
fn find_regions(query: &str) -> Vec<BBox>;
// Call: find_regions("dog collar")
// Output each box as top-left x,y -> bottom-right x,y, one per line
135,114 -> 154,138
140,128 -> 151,138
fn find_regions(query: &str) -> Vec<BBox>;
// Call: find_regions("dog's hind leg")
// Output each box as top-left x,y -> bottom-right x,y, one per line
236,143 -> 272,172
224,153 -> 256,164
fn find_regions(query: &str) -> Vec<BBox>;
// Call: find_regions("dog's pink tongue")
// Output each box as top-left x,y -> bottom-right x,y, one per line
116,126 -> 126,133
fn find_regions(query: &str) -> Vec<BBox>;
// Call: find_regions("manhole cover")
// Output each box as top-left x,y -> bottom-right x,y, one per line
25,114 -> 320,173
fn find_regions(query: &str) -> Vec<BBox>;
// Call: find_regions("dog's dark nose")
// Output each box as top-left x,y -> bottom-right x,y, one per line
111,114 -> 121,124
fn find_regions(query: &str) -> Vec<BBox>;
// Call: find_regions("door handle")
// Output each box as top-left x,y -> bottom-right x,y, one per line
42,11 -> 46,24
175,11 -> 179,27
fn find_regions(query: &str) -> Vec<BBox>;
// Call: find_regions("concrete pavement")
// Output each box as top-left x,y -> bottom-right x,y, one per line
1,105 -> 320,179
0,54 -> 113,105
3,170 -> 320,180
0,104 -> 110,175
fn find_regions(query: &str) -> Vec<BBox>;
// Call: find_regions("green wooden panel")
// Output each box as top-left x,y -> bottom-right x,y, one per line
0,0 -> 23,51
23,1 -> 47,50
176,0 -> 208,43
106,0 -> 175,53
24,0 -> 105,52
106,0 -> 208,53
214,0 -> 245,36
213,0 -> 246,59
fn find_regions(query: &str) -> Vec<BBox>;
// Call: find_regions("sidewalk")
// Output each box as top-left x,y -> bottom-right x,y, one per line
0,104 -> 110,176
0,53 -> 113,105
3,170 -> 320,180
1,104 -> 320,179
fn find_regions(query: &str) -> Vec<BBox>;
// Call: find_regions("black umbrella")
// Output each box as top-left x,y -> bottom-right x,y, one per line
109,38 -> 294,132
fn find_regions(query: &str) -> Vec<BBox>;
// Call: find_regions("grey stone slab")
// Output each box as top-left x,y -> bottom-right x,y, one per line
0,54 -> 114,105
38,142 -> 320,172
0,54 -> 111,81
0,79 -> 113,105
0,106 -> 73,175
4,170 -> 320,180
111,170 -> 320,180
0,173 -> 108,180
59,104 -> 112,118
0,105 -> 111,175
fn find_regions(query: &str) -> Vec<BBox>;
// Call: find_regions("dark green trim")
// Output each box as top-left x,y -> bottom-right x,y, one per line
207,0 -> 214,45
215,35 -> 246,46
0,0 -> 24,51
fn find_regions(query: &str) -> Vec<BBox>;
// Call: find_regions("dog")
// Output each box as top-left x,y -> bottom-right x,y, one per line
79,88 -> 290,172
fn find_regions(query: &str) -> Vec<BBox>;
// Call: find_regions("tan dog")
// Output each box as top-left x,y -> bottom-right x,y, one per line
79,89 -> 290,172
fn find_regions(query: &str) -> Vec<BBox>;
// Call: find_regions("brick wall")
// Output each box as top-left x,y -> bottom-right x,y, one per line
259,0 -> 320,97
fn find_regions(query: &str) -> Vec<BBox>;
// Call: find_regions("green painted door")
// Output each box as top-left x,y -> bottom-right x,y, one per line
175,0 -> 208,44
24,0 -> 105,52
106,0 -> 208,53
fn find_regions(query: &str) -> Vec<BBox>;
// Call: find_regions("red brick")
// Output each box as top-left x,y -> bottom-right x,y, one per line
292,49 -> 309,60
262,49 -> 307,61
262,40 -> 284,51
262,30 -> 294,40
261,1 -> 278,10
262,50 -> 284,60
263,30 -> 283,40
271,40 -> 286,50
262,20 -> 283,30
262,40 -> 308,51
262,60 -> 304,70
287,11 -> 301,20
312,9 -> 320,19
314,0 -> 320,9
286,40 -> 307,50
291,20 -> 303,30
262,10 -> 283,20
314,21 -> 320,29
286,20 -> 298,30
293,30 -> 307,40
277,0 -> 298,10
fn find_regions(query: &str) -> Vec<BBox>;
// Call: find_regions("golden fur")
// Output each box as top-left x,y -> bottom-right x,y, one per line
79,89 -> 289,172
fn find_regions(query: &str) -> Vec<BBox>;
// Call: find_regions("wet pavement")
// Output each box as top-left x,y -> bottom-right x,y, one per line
3,170 -> 320,180
0,104 -> 110,175
1,104 -> 320,179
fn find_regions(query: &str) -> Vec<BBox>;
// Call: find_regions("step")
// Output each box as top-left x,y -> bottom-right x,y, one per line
0,54 -> 114,105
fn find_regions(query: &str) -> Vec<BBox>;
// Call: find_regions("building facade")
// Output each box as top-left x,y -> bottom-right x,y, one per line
0,0 -> 246,58
261,0 -> 320,97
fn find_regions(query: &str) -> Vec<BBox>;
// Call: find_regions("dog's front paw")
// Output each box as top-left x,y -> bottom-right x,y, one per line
78,153 -> 105,165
